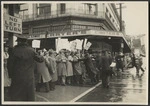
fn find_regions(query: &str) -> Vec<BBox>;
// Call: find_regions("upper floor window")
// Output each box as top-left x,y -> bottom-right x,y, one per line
60,3 -> 66,14
106,8 -> 108,13
19,4 -> 28,19
37,4 -> 51,15
84,3 -> 97,15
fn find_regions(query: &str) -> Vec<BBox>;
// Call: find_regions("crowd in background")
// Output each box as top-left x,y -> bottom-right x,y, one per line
3,37 -> 145,101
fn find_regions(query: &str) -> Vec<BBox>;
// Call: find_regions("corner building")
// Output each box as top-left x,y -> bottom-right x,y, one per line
20,2 -> 131,53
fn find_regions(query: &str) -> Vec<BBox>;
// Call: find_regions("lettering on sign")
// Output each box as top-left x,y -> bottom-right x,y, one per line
4,14 -> 22,34
47,30 -> 86,38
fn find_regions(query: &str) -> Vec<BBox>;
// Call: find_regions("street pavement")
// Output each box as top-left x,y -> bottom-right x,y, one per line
35,67 -> 148,104
4,66 -> 148,105
76,67 -> 148,104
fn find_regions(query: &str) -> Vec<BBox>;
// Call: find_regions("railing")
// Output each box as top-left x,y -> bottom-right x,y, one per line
21,9 -> 106,22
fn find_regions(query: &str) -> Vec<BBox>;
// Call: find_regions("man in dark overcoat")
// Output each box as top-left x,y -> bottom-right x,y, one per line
84,51 -> 97,84
115,52 -> 124,72
8,37 -> 43,101
101,50 -> 112,88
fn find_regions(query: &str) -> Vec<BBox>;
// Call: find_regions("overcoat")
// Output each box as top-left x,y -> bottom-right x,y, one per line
4,52 -> 11,87
56,54 -> 67,76
84,54 -> 97,75
9,43 -> 43,101
47,56 -> 58,82
72,55 -> 82,75
36,56 -> 52,83
66,56 -> 73,76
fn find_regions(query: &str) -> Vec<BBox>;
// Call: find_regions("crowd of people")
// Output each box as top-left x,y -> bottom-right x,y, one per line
3,37 -> 145,101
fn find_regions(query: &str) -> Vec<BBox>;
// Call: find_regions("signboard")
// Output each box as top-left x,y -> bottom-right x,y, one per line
28,30 -> 123,39
32,40 -> 40,48
76,39 -> 83,50
4,14 -> 22,34
88,30 -> 123,37
85,42 -> 92,50
70,41 -> 77,51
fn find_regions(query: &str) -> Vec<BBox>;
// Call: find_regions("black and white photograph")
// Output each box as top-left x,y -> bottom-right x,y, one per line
1,1 -> 149,105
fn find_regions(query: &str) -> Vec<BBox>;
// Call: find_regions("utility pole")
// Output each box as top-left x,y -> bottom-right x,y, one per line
119,3 -> 122,32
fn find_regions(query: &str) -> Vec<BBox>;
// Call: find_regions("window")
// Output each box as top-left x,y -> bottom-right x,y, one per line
84,3 -> 97,15
110,14 -> 112,18
19,4 -> 28,19
38,4 -> 51,15
106,8 -> 108,13
60,3 -> 66,14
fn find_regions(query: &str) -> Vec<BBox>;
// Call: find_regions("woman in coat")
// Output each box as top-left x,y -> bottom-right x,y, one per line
47,49 -> 58,90
56,50 -> 67,85
65,50 -> 74,85
36,51 -> 52,92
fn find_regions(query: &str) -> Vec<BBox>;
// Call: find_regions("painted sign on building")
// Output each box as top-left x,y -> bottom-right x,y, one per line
29,30 -> 123,39
4,14 -> 22,34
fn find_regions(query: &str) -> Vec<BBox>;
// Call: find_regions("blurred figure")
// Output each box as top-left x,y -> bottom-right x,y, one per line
47,49 -> 58,90
115,52 -> 124,72
133,53 -> 145,74
84,51 -> 97,84
4,43 -> 11,95
95,51 -> 102,81
101,50 -> 112,88
80,52 -> 87,85
56,50 -> 67,85
9,37 -> 44,101
65,50 -> 74,85
36,51 -> 52,92
72,51 -> 82,85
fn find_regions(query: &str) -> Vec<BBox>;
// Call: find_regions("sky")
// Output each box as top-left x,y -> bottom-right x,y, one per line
121,2 -> 148,36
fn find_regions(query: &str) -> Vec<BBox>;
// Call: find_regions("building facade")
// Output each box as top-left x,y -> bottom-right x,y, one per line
19,2 -> 129,53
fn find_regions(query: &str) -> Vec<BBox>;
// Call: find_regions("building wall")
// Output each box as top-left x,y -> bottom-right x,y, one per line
104,4 -> 120,31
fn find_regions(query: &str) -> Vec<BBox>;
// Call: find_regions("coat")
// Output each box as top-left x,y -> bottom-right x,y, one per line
36,56 -> 52,83
56,54 -> 67,76
9,43 -> 43,101
4,52 -> 11,87
72,55 -> 82,75
84,54 -> 97,75
101,55 -> 112,71
115,55 -> 124,69
47,56 -> 58,82
66,56 -> 73,77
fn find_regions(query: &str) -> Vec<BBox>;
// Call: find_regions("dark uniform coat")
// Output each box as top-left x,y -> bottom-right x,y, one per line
9,43 -> 43,101
101,54 -> 112,87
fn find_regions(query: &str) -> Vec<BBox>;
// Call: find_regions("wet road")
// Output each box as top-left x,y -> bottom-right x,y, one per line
4,67 -> 148,104
76,67 -> 148,104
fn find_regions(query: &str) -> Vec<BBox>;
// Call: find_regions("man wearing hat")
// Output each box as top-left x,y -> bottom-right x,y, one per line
8,36 -> 43,101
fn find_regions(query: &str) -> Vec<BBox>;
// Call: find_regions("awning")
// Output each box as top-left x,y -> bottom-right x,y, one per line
27,29 -> 131,53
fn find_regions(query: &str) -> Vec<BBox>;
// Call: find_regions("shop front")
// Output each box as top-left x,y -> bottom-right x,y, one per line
27,29 -> 131,54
